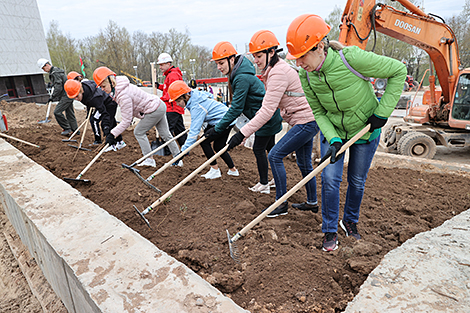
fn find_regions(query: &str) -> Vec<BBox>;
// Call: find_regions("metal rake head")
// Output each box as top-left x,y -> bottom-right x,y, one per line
122,163 -> 162,194
134,205 -> 152,229
226,229 -> 240,262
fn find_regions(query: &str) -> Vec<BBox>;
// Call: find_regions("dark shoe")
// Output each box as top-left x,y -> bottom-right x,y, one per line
265,202 -> 288,218
61,129 -> 72,136
75,130 -> 80,135
93,140 -> 102,145
292,202 -> 319,213
322,232 -> 338,251
340,220 -> 361,240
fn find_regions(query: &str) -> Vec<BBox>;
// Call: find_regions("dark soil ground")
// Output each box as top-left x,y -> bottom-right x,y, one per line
2,100 -> 470,313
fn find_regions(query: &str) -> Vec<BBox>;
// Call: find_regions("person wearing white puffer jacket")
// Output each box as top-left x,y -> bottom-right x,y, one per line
92,67 -> 181,167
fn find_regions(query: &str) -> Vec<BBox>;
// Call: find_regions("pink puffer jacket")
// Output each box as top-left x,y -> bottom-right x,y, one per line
111,76 -> 163,137
240,59 -> 315,138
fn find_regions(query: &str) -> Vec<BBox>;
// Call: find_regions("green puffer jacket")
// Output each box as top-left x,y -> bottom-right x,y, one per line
215,55 -> 282,137
300,46 -> 407,143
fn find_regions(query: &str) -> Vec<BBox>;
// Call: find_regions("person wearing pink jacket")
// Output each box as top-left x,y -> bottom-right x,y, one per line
93,67 -> 180,167
228,30 -> 319,217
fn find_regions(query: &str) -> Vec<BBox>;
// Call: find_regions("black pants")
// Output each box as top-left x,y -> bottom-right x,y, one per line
166,112 -> 187,146
200,125 -> 235,169
253,134 -> 275,185
89,107 -> 122,142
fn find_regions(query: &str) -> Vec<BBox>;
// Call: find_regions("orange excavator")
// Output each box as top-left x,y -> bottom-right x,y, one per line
339,0 -> 470,158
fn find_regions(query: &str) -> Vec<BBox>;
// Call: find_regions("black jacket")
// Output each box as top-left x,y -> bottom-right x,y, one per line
81,80 -> 117,130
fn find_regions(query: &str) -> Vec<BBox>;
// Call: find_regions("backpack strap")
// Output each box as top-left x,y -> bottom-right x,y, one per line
339,49 -> 373,83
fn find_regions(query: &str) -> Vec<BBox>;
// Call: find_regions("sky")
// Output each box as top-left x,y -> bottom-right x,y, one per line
35,0 -> 466,54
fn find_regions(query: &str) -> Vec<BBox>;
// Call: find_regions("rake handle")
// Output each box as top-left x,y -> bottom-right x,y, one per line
230,124 -> 371,243
75,143 -> 109,179
146,136 -> 207,181
142,144 -> 230,215
68,110 -> 90,141
132,128 -> 190,167
0,132 -> 40,148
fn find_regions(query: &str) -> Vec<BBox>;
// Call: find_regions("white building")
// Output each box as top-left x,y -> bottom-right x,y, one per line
0,0 -> 50,103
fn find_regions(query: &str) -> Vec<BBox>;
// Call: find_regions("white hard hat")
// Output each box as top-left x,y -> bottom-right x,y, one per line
37,58 -> 50,69
157,53 -> 173,64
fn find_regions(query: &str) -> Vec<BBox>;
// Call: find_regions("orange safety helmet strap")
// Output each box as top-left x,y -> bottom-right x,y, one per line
64,79 -> 81,98
67,71 -> 81,80
168,80 -> 191,102
286,14 -> 331,60
93,67 -> 116,86
249,30 -> 280,54
212,41 -> 238,61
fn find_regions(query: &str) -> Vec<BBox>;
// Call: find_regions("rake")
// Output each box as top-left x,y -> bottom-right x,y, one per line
146,136 -> 207,182
134,143 -> 228,228
38,87 -> 54,124
62,114 -> 89,143
121,128 -> 190,193
70,110 -> 93,162
63,143 -> 109,185
226,125 -> 371,262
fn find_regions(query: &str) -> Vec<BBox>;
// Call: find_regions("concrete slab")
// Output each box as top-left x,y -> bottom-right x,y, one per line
0,139 -> 247,313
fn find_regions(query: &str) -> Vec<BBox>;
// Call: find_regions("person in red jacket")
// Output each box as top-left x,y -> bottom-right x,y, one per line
156,53 -> 187,147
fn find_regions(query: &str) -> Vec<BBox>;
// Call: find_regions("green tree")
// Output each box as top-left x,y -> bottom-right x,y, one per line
46,20 -> 79,74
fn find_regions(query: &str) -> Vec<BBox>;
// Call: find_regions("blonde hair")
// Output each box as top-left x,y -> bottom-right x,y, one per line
321,37 -> 344,51
100,75 -> 116,88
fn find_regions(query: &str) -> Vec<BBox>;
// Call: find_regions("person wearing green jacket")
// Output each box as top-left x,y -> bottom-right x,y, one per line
206,41 -> 283,184
286,14 -> 406,252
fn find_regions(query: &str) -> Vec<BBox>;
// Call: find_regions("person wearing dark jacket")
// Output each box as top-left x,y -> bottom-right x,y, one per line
156,53 -> 187,147
64,79 -> 125,148
207,41 -> 283,183
37,58 -> 78,136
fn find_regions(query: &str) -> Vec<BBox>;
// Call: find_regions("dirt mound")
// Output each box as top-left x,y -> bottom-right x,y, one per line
2,101 -> 470,312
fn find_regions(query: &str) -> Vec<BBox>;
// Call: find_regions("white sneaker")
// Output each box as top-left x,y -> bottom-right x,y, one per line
249,182 -> 270,194
116,141 -> 126,150
201,167 -> 221,179
103,144 -> 116,152
138,158 -> 156,167
268,178 -> 276,189
227,169 -> 239,176
174,160 -> 183,167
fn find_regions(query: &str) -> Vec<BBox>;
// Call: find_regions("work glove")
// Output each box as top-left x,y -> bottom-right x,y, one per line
367,114 -> 388,132
204,127 -> 219,139
155,82 -> 160,89
320,141 -> 343,164
227,131 -> 245,151
105,133 -> 117,146
48,97 -> 54,103
103,126 -> 110,137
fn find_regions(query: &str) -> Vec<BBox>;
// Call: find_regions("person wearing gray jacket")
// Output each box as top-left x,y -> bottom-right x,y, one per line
37,58 -> 78,136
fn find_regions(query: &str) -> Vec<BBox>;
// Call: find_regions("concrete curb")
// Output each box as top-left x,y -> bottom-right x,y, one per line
0,139 -> 247,313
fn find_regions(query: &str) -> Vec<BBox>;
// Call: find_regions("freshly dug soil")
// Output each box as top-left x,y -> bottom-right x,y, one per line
2,100 -> 470,313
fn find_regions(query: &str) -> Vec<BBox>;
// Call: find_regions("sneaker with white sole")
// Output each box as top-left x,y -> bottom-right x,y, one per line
103,144 -> 116,152
138,158 -> 156,167
116,141 -> 126,150
268,178 -> 276,189
171,160 -> 183,167
249,182 -> 270,194
227,169 -> 239,176
201,167 -> 221,179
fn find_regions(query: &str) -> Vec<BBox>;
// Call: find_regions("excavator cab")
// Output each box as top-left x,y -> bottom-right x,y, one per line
449,71 -> 470,130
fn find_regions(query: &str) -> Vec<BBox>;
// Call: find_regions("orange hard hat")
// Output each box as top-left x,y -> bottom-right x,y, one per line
168,80 -> 191,102
212,41 -> 237,61
92,67 -> 116,86
286,14 -> 331,60
67,71 -> 81,80
249,30 -> 280,54
64,79 -> 81,98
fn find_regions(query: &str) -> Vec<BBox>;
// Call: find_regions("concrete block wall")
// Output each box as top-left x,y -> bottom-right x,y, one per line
0,139 -> 248,313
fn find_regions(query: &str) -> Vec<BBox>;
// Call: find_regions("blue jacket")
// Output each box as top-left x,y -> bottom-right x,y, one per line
181,89 -> 235,152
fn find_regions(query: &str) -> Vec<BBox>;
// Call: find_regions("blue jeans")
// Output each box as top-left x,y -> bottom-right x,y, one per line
320,132 -> 380,233
268,121 -> 319,203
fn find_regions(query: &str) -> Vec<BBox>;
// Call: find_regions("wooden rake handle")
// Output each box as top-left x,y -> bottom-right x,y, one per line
0,132 -> 40,148
230,124 -> 371,243
75,143 -> 109,179
132,128 -> 190,166
146,136 -> 207,181
142,144 -> 229,215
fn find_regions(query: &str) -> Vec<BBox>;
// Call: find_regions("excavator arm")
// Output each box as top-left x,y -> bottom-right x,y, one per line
338,0 -> 460,118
